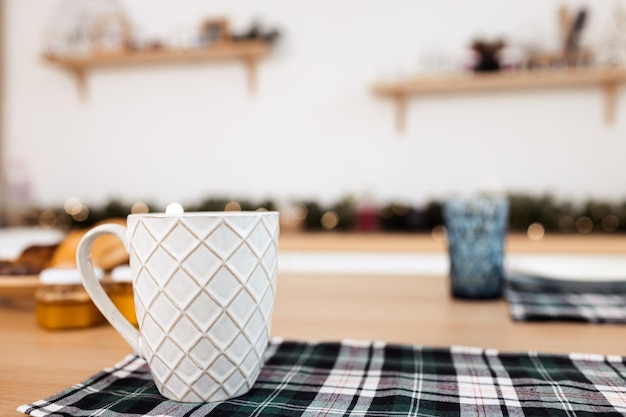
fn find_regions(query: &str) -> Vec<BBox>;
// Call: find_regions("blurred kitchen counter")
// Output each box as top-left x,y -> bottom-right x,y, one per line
278,232 -> 626,253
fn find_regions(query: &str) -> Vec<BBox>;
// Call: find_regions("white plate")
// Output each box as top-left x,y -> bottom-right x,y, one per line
506,254 -> 626,282
0,227 -> 64,260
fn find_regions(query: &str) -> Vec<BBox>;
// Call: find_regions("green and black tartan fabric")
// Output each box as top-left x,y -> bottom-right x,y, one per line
505,273 -> 626,323
17,339 -> 626,416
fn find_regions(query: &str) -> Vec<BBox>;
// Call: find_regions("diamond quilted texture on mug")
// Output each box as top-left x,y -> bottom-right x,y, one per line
166,316 -> 203,352
243,309 -> 267,344
208,354 -> 237,382
239,350 -> 262,380
223,369 -> 248,397
259,287 -> 275,322
207,223 -> 244,260
156,337 -> 186,369
188,337 -> 220,370
206,267 -> 243,305
185,291 -> 221,332
191,374 -> 220,401
224,216 -> 262,239
225,333 -> 254,366
140,216 -> 180,241
179,216 -> 222,240
130,222 -> 159,263
141,313 -> 167,354
144,246 -> 180,287
134,267 -> 160,309
182,244 -> 221,284
246,266 -> 270,300
227,244 -> 258,282
260,244 -> 278,276
245,223 -> 273,257
181,391 -> 203,403
159,373 -> 190,402
172,356 -> 204,387
262,215 -> 279,239
163,269 -> 203,310
253,333 -> 270,361
227,289 -> 256,328
160,222 -> 203,262
210,314 -> 241,350
148,353 -> 175,386
150,293 -> 183,332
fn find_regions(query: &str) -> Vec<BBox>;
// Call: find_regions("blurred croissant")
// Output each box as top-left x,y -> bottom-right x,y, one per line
50,218 -> 128,271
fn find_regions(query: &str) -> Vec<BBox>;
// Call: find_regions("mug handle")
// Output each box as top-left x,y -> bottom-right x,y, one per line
76,224 -> 141,355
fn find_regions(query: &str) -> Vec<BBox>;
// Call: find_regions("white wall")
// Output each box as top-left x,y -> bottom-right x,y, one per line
4,0 -> 626,210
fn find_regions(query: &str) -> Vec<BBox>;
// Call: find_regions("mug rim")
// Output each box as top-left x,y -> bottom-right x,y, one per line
128,211 -> 278,219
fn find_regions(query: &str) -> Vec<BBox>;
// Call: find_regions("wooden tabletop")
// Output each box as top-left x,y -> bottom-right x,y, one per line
2,232 -> 626,415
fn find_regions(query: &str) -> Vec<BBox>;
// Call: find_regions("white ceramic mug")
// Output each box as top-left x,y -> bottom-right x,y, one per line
77,211 -> 279,402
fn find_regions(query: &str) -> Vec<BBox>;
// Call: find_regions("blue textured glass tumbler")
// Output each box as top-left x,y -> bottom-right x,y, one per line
443,197 -> 509,299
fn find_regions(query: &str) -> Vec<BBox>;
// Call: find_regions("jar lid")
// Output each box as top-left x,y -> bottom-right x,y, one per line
39,266 -> 103,285
111,264 -> 131,282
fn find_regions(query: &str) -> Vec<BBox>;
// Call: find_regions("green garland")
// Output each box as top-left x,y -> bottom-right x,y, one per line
19,194 -> 626,234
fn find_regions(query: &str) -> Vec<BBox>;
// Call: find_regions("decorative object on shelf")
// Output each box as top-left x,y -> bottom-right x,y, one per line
527,5 -> 592,69
198,18 -> 231,47
232,20 -> 281,46
470,39 -> 505,72
560,6 -> 591,67
594,5 -> 626,67
90,12 -> 132,53
43,0 -> 132,56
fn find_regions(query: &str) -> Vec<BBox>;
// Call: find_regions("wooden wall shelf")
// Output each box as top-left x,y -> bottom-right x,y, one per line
371,67 -> 626,133
43,40 -> 271,99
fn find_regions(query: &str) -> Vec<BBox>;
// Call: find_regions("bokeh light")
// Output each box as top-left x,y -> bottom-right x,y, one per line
575,216 -> 593,233
225,201 -> 242,211
131,201 -> 150,214
72,205 -> 89,222
601,214 -> 619,232
165,203 -> 184,214
527,222 -> 545,240
431,225 -> 447,242
321,211 -> 339,230
294,203 -> 308,220
64,197 -> 82,215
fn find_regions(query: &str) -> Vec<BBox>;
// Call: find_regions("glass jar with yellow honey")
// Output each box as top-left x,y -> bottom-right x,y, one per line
35,267 -> 105,329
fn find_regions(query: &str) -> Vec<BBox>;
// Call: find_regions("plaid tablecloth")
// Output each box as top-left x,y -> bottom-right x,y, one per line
18,339 -> 626,417
505,273 -> 626,323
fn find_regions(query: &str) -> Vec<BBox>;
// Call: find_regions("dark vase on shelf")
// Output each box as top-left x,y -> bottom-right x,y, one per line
471,40 -> 505,72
